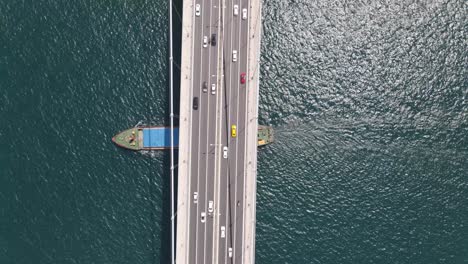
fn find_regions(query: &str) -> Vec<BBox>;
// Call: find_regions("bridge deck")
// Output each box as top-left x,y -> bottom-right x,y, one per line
176,1 -> 263,263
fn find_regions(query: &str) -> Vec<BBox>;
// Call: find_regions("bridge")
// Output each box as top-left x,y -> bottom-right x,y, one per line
174,0 -> 263,263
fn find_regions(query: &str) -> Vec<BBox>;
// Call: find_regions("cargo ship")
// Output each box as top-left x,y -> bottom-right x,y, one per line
112,125 -> 274,151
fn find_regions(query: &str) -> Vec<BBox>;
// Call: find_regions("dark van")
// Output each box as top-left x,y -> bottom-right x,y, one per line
193,97 -> 199,110
211,34 -> 217,46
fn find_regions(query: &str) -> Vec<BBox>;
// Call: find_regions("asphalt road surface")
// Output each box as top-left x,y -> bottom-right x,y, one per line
188,1 -> 251,263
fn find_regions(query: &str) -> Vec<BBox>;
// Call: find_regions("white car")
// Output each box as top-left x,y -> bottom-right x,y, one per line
221,226 -> 225,238
211,83 -> 216,95
242,8 -> 247,20
195,4 -> 201,17
232,50 -> 237,62
208,200 -> 214,213
223,146 -> 228,159
233,5 -> 239,16
193,192 -> 198,203
201,212 -> 206,223
203,36 -> 208,48
228,247 -> 233,258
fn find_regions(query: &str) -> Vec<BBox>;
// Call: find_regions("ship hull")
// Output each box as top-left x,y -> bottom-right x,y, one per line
113,125 -> 272,150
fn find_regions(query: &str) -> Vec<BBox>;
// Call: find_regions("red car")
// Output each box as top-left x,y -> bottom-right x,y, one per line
240,73 -> 246,84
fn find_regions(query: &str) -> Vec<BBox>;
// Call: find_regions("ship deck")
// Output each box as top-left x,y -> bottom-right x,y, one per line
112,128 -> 141,150
113,126 -> 272,150
142,127 -> 180,149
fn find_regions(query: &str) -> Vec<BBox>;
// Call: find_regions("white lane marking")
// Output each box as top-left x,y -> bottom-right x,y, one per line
202,2 -> 215,264
212,0 -> 224,261
222,0 -> 234,262
225,2 -> 239,263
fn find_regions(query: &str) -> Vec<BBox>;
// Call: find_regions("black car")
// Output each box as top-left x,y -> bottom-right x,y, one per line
211,34 -> 216,46
193,97 -> 199,110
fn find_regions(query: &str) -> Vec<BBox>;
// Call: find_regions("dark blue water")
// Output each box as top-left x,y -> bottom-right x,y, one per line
1,0 -> 467,263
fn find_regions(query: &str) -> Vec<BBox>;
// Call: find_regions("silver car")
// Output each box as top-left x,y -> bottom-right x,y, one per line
203,36 -> 208,48
202,81 -> 208,93
193,192 -> 198,203
208,200 -> 214,213
211,83 -> 216,95
223,146 -> 228,159
232,50 -> 237,62
221,226 -> 226,238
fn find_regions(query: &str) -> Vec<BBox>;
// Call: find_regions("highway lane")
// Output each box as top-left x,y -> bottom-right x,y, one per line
188,1 -> 204,263
217,0 -> 251,263
227,0 -> 241,262
220,0 -> 236,262
188,0 -> 218,263
234,0 -> 251,261
197,1 -> 210,262
231,1 -> 242,261
225,0 -> 250,263
188,0 -> 223,264
219,0 -> 235,263
199,2 -> 210,261
204,1 -> 222,263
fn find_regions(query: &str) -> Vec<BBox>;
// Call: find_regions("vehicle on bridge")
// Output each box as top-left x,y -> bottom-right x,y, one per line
195,4 -> 201,17
231,125 -> 237,137
211,83 -> 216,95
240,73 -> 246,84
223,146 -> 228,158
221,226 -> 226,238
208,200 -> 214,214
200,212 -> 206,223
211,34 -> 216,46
193,97 -> 199,110
202,81 -> 208,93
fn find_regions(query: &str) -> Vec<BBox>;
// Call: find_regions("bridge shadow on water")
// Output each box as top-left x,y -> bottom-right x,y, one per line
154,150 -> 175,264
154,0 -> 183,263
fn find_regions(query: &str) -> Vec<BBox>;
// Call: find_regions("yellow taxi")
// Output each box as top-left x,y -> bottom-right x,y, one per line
231,125 -> 237,138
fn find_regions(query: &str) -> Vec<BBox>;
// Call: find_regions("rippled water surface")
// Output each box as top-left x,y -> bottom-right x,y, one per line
1,0 -> 467,263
